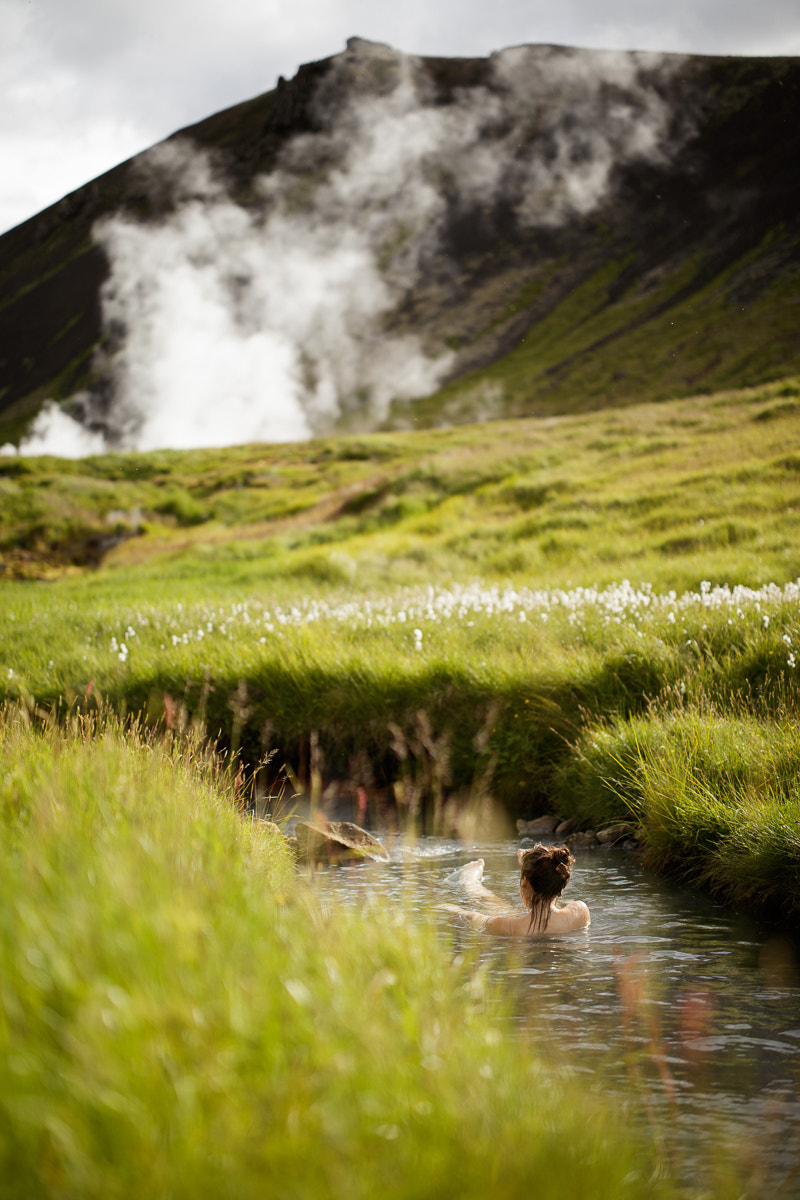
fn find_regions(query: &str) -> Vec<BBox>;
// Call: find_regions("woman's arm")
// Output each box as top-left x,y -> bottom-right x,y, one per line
438,903 -> 489,930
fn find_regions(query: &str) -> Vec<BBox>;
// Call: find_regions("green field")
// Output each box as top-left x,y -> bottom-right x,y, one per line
2,378 -> 800,1194
2,374 -> 800,919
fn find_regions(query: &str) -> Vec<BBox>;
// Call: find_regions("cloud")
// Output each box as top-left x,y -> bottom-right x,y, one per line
3,0 -> 799,233
20,40 -> 689,455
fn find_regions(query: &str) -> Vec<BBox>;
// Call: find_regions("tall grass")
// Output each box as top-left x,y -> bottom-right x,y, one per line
3,576 -> 799,808
2,380 -> 800,918
555,706 -> 800,919
0,711 -> 684,1200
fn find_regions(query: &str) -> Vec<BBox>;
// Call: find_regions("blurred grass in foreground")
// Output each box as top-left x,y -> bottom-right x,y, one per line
0,711 -> 700,1200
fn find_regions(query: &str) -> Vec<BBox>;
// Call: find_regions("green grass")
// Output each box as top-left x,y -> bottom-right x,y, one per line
555,706 -> 800,918
1,380 -> 799,1193
2,375 -> 800,588
0,712 -> 689,1200
2,379 -> 800,918
386,228 -> 800,427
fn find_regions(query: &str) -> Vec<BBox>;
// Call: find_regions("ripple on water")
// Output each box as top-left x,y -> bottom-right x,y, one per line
312,834 -> 800,1183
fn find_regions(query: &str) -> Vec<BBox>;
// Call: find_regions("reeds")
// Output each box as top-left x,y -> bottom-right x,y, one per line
0,711 -> 676,1199
558,705 -> 800,919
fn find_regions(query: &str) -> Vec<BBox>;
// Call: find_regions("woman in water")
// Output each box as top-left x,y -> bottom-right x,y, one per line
440,844 -> 590,936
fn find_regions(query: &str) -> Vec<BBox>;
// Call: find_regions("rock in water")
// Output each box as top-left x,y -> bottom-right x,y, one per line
565,831 -> 599,848
596,823 -> 636,845
295,820 -> 390,864
516,814 -> 562,836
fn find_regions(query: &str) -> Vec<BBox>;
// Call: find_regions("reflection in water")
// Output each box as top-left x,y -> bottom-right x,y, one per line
311,836 -> 800,1189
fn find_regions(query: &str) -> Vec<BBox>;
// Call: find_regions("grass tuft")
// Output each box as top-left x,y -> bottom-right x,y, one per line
0,711 -> 679,1199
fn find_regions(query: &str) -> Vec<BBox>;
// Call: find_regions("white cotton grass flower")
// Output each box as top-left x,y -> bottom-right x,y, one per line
73,577 -> 800,671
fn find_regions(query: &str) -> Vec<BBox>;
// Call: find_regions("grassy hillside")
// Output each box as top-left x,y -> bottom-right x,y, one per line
2,378 -> 800,919
2,373 -> 799,586
0,47 -> 798,445
393,232 -> 800,426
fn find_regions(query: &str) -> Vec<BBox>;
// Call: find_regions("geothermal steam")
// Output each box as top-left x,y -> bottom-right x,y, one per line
22,41 -> 685,455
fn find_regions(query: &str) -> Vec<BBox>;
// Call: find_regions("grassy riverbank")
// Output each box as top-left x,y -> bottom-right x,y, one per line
1,379 -> 800,920
0,713 -> 699,1200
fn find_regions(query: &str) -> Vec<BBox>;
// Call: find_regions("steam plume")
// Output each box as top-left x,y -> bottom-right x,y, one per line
20,40 -> 686,456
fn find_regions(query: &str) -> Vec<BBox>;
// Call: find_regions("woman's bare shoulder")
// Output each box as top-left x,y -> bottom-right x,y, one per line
545,900 -> 590,933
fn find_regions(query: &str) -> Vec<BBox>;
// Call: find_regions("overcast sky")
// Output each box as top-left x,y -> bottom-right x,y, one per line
2,0 -> 799,235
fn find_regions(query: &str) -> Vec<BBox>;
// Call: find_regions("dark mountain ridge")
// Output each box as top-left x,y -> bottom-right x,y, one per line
1,38 -> 798,449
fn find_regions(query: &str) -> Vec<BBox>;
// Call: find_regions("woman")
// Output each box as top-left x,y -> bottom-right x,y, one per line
440,844 -> 590,936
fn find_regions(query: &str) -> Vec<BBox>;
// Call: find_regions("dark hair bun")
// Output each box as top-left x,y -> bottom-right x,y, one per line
519,843 -> 574,897
551,846 -> 574,875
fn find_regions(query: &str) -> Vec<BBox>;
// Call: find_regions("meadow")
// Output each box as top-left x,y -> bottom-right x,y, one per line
1,377 -> 800,1195
2,374 -> 800,916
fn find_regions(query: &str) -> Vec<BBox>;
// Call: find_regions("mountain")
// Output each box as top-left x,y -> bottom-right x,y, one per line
0,38 -> 798,451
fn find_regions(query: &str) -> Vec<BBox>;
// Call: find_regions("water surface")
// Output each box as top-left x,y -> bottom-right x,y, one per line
312,835 -> 800,1189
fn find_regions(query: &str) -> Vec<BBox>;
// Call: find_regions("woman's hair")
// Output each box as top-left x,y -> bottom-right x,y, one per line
519,844 -> 574,933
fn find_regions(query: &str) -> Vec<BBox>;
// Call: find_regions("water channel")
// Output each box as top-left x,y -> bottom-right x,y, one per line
308,835 -> 800,1192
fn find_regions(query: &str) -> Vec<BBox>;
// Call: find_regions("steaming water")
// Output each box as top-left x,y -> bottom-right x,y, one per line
311,837 -> 800,1183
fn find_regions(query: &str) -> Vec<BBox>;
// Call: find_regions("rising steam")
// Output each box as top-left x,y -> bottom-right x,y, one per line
20,40 -> 686,456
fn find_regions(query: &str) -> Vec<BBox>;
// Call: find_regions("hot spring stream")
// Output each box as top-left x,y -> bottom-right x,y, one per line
308,836 -> 800,1188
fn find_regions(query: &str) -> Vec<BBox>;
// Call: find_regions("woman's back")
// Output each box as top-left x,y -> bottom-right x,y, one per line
443,854 -> 590,937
